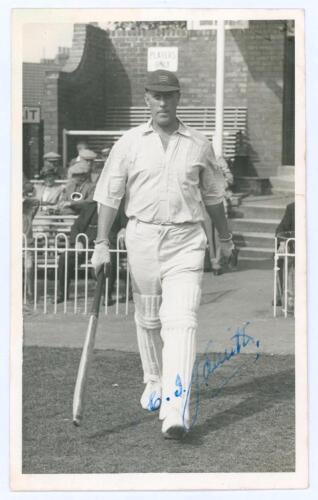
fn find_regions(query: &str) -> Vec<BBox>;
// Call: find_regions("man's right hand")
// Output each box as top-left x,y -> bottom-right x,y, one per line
219,239 -> 235,260
91,241 -> 111,277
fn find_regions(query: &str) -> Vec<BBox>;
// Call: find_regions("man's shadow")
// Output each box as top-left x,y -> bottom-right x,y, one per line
87,364 -> 294,444
200,289 -> 236,305
182,366 -> 294,445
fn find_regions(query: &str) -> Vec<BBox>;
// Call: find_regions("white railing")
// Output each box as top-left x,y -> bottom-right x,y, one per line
273,235 -> 295,318
22,232 -> 131,315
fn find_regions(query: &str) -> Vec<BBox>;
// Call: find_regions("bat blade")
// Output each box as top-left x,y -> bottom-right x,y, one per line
72,314 -> 99,426
72,267 -> 107,426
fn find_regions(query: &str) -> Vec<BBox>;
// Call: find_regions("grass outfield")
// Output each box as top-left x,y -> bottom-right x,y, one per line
22,346 -> 295,473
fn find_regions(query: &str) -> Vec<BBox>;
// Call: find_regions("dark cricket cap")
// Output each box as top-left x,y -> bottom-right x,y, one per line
145,69 -> 180,92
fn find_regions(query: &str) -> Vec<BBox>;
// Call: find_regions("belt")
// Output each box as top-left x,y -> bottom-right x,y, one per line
132,217 -> 199,227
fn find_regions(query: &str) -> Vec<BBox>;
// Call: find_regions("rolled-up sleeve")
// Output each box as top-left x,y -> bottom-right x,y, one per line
93,139 -> 128,209
199,142 -> 225,206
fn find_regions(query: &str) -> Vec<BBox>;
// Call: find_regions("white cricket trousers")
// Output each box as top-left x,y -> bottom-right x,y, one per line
125,218 -> 207,428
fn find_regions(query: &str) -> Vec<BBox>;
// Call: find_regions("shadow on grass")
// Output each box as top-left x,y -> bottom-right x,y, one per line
88,411 -> 158,439
86,360 -> 294,443
183,366 -> 294,445
200,289 -> 237,305
22,347 -> 294,473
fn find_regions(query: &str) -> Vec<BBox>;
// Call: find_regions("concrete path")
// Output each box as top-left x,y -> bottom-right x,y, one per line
23,267 -> 294,356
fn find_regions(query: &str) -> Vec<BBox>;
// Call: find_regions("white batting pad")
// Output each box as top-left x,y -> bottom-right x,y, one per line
159,280 -> 201,428
134,294 -> 163,384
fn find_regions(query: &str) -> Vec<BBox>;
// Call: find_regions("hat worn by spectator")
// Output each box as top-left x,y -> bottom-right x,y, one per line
43,152 -> 61,161
79,149 -> 97,161
145,69 -> 180,92
71,160 -> 90,175
40,164 -> 58,177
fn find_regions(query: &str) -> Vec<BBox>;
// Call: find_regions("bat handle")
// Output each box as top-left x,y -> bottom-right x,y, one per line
91,264 -> 110,316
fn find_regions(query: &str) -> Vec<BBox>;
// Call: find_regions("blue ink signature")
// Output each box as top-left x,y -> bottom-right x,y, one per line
202,323 -> 260,384
148,391 -> 161,412
147,374 -> 183,412
184,322 -> 261,428
147,322 -> 262,424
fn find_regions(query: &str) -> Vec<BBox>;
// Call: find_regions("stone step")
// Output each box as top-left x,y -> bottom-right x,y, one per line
234,176 -> 271,196
277,165 -> 295,177
237,246 -> 273,259
270,175 -> 295,194
233,231 -> 275,249
240,194 -> 294,204
232,203 -> 286,219
237,256 -> 273,270
230,218 -> 279,234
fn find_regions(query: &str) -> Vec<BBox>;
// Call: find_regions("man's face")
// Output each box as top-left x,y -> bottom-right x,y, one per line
144,90 -> 180,128
44,174 -> 56,187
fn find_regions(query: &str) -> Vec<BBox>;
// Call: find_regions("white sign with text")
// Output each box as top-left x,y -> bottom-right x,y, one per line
147,47 -> 178,71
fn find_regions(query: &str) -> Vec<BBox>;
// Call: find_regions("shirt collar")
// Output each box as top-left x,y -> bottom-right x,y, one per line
142,117 -> 191,137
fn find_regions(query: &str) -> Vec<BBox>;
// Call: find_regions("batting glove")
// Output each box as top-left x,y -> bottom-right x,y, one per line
117,228 -> 126,249
91,240 -> 111,276
219,234 -> 235,260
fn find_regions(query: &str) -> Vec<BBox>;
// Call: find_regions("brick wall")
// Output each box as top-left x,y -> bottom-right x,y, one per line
106,28 -> 248,107
23,62 -> 57,107
232,21 -> 286,176
105,22 -> 286,175
41,21 -> 289,177
43,25 -> 111,168
23,60 -> 63,176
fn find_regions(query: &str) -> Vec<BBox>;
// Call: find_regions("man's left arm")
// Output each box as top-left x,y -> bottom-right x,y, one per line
200,142 -> 234,258
205,202 -> 231,239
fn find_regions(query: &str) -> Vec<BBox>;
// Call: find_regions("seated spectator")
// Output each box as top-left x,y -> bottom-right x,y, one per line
22,181 -> 40,301
96,147 -> 111,181
56,200 -> 129,305
68,148 -> 97,179
59,161 -> 95,215
79,148 -> 97,163
43,151 -> 61,168
69,140 -> 89,165
91,147 -> 111,183
34,164 -> 64,210
67,140 -> 89,177
274,201 -> 295,312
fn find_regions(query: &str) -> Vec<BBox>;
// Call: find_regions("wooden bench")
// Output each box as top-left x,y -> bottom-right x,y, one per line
32,214 -> 77,240
30,214 -> 78,268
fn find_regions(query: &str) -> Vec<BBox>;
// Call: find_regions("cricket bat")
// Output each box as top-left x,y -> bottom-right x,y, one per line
72,266 -> 108,426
